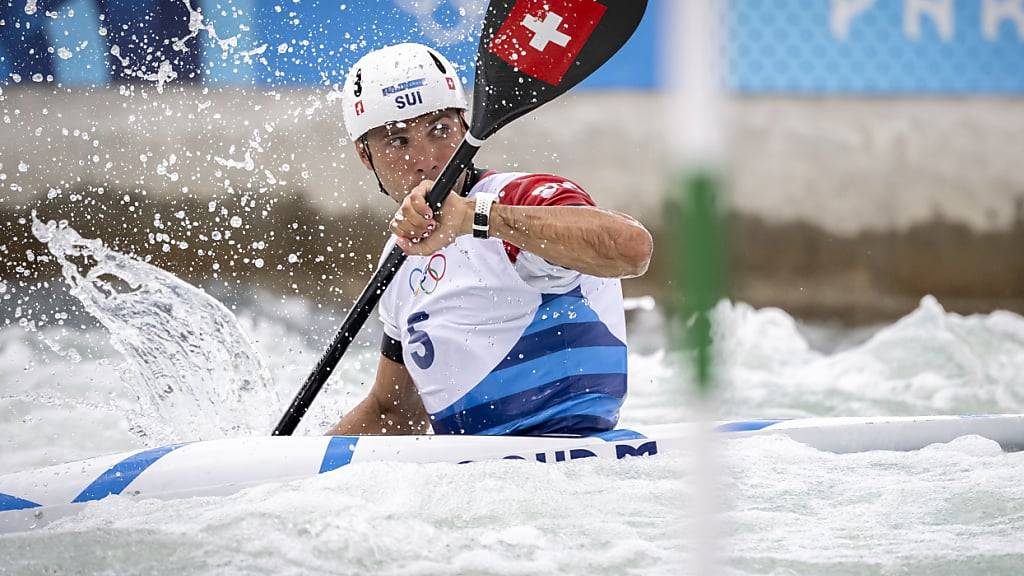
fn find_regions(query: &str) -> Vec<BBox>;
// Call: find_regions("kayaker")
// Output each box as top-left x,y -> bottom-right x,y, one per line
328,43 -> 653,436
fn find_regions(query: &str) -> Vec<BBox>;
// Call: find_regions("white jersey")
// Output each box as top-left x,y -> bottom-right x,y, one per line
378,171 -> 628,436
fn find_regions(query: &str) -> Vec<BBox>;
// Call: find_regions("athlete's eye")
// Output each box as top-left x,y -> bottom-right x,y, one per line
431,123 -> 452,137
388,136 -> 408,148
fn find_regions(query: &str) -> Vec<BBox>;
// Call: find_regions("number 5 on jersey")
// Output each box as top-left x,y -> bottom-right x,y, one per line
406,311 -> 434,369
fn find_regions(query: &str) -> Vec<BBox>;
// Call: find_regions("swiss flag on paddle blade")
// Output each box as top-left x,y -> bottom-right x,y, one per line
487,0 -> 607,86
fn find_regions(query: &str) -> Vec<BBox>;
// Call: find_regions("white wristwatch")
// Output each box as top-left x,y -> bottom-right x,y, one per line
473,193 -> 498,239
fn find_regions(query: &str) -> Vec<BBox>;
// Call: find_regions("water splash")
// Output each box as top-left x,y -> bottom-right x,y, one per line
31,213 -> 279,444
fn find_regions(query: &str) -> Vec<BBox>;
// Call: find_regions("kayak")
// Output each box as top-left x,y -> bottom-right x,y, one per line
2,414 -> 1022,534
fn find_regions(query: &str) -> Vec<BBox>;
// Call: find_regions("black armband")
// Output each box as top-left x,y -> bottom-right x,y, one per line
381,333 -> 404,364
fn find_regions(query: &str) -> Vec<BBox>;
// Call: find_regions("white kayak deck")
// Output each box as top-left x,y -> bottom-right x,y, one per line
2,414 -> 1022,533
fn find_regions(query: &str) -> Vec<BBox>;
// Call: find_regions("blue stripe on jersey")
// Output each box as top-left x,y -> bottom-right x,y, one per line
522,287 -> 598,336
430,286 -> 627,437
517,415 -> 619,437
431,346 -> 627,422
474,393 -> 624,436
432,373 -> 627,434
493,321 -> 624,372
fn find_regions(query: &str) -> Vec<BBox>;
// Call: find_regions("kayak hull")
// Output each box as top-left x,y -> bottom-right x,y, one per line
2,414 -> 1022,534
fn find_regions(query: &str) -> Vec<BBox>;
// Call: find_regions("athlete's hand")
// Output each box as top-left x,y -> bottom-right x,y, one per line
391,180 -> 472,256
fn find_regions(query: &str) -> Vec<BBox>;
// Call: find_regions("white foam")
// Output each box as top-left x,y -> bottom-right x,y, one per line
4,230 -> 1024,572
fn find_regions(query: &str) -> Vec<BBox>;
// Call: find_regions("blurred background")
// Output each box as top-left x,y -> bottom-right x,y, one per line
2,4 -> 1024,572
1,0 -> 1022,325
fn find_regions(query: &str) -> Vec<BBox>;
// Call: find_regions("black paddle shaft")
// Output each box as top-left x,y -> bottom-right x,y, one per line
273,0 -> 648,435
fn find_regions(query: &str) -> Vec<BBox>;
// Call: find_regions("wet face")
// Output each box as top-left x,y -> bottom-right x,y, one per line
356,109 -> 467,203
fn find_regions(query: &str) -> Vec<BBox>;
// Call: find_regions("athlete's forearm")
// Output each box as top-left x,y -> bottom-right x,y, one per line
327,395 -> 428,435
327,396 -> 390,435
485,204 -> 653,278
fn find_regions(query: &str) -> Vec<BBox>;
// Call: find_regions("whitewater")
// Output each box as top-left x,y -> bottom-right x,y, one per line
1,218 -> 1024,575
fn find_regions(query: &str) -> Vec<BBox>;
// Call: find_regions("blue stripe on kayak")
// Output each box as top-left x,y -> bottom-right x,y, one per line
319,436 -> 359,474
595,429 -> 648,441
72,443 -> 187,503
0,492 -> 41,512
715,419 -> 787,432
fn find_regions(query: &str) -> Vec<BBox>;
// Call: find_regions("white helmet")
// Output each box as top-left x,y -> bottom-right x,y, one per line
341,43 -> 469,142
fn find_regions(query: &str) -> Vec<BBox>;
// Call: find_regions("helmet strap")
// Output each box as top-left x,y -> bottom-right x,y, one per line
359,135 -> 390,196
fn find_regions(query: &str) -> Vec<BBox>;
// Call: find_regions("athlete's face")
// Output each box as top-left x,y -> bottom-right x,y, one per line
357,109 -> 467,203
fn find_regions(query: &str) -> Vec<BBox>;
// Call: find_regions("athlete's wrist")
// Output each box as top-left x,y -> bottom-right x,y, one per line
459,196 -> 477,237
486,202 -> 509,241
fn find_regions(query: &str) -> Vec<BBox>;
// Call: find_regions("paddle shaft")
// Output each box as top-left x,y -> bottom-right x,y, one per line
272,138 -> 480,436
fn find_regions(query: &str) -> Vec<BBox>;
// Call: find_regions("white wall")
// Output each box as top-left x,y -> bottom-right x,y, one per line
1,87 -> 1022,235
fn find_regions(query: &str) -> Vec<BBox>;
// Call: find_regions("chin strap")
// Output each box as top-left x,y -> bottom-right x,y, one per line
359,135 -> 390,196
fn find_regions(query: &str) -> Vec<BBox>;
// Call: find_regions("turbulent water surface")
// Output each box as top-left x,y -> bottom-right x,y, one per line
1,223 -> 1024,575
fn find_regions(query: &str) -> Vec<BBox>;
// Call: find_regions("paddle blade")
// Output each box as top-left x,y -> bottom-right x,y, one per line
472,0 -> 648,140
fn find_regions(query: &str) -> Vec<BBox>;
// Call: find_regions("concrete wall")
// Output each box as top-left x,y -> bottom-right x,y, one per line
2,87 -> 1022,321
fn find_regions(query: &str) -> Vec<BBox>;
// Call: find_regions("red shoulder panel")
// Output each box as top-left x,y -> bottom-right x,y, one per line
495,174 -> 595,262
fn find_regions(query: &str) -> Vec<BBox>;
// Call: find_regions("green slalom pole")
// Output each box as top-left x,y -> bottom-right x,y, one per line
668,2 -> 728,574
664,0 -> 728,400
667,164 -> 728,576
673,168 -> 726,397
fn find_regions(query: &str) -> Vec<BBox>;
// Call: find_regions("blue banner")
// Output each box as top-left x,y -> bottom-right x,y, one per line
731,0 -> 1024,93
0,0 -> 1022,93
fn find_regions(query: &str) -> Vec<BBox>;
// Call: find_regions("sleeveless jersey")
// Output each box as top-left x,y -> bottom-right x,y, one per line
378,171 -> 628,436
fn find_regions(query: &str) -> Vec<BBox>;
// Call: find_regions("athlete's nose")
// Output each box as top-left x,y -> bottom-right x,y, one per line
416,162 -> 441,182
409,143 -> 441,181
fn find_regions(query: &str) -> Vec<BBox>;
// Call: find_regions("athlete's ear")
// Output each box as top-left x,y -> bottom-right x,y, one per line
355,140 -> 373,171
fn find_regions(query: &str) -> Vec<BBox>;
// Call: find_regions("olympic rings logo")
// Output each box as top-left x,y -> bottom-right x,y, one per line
409,253 -> 447,296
